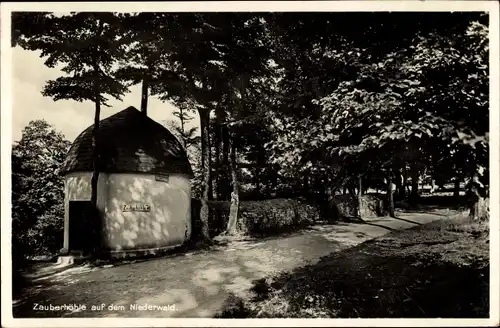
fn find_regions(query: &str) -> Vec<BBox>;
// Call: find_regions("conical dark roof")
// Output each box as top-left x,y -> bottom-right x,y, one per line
60,106 -> 193,177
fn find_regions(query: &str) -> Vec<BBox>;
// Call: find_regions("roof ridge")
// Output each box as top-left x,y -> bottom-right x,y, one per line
105,106 -> 140,119
123,106 -> 139,112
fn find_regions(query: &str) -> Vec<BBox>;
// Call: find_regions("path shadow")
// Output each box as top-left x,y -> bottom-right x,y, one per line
360,222 -> 397,231
342,216 -> 397,232
396,208 -> 453,217
361,215 -> 426,228
391,216 -> 423,226
215,231 -> 489,318
212,230 -> 311,248
14,235 -> 345,318
344,213 -> 428,227
89,240 -> 226,269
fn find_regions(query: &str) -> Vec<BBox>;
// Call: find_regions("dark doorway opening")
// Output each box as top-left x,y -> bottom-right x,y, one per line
68,200 -> 94,253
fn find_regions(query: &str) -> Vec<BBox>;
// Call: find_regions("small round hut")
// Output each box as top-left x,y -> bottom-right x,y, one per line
60,106 -> 193,257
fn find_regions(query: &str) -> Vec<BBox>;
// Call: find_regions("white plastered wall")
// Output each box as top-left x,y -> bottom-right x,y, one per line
63,171 -> 191,253
63,172 -> 108,250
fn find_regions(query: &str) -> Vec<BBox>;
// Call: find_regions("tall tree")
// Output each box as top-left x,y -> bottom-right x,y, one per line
150,13 -> 273,239
115,13 -> 179,115
164,114 -> 203,199
13,12 -> 129,253
12,120 -> 71,262
166,103 -> 200,151
147,13 -> 223,242
201,14 -> 273,234
174,106 -> 194,147
266,12 -> 488,218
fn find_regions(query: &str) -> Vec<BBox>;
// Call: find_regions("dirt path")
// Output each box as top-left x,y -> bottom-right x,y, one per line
12,210 -> 454,318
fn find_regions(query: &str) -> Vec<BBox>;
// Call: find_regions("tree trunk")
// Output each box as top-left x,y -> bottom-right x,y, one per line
140,78 -> 149,115
410,164 -> 419,203
324,172 -> 332,217
469,195 -> 488,220
90,57 -> 102,256
214,107 -> 223,200
358,174 -> 363,217
347,184 -> 357,217
214,144 -> 221,200
454,177 -> 461,198
178,106 -> 187,149
303,172 -> 309,198
198,108 -> 211,242
467,174 -> 488,220
387,170 -> 395,218
227,74 -> 247,235
401,166 -> 408,200
430,179 -> 436,194
271,166 -> 278,198
88,18 -> 105,256
254,167 -> 261,197
226,136 -> 240,235
199,106 -> 213,200
221,120 -> 230,200
394,168 -> 403,200
208,121 -> 213,201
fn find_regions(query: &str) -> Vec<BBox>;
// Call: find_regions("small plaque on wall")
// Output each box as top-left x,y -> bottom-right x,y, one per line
155,174 -> 170,183
122,204 -> 151,212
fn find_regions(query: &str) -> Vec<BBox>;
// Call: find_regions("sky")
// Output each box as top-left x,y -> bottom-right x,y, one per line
11,47 -> 200,142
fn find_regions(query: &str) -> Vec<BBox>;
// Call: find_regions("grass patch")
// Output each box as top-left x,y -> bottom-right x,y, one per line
216,212 -> 489,318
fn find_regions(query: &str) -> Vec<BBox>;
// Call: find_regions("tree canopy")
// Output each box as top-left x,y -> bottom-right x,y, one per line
12,11 -> 491,252
12,120 -> 71,261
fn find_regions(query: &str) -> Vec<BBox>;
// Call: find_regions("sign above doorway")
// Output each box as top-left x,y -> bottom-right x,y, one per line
122,204 -> 151,212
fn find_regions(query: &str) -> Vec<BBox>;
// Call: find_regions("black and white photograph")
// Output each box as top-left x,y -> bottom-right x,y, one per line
1,1 -> 499,327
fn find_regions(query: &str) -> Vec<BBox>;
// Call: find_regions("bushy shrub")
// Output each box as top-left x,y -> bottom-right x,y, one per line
191,198 -> 322,239
331,194 -> 358,218
330,193 -> 386,219
12,120 -> 71,262
239,199 -> 320,236
190,199 -> 232,239
359,194 -> 387,217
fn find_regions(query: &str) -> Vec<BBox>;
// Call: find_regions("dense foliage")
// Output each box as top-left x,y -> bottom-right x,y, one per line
12,11 -> 490,254
266,13 -> 489,204
12,121 -> 71,261
192,199 -> 322,238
